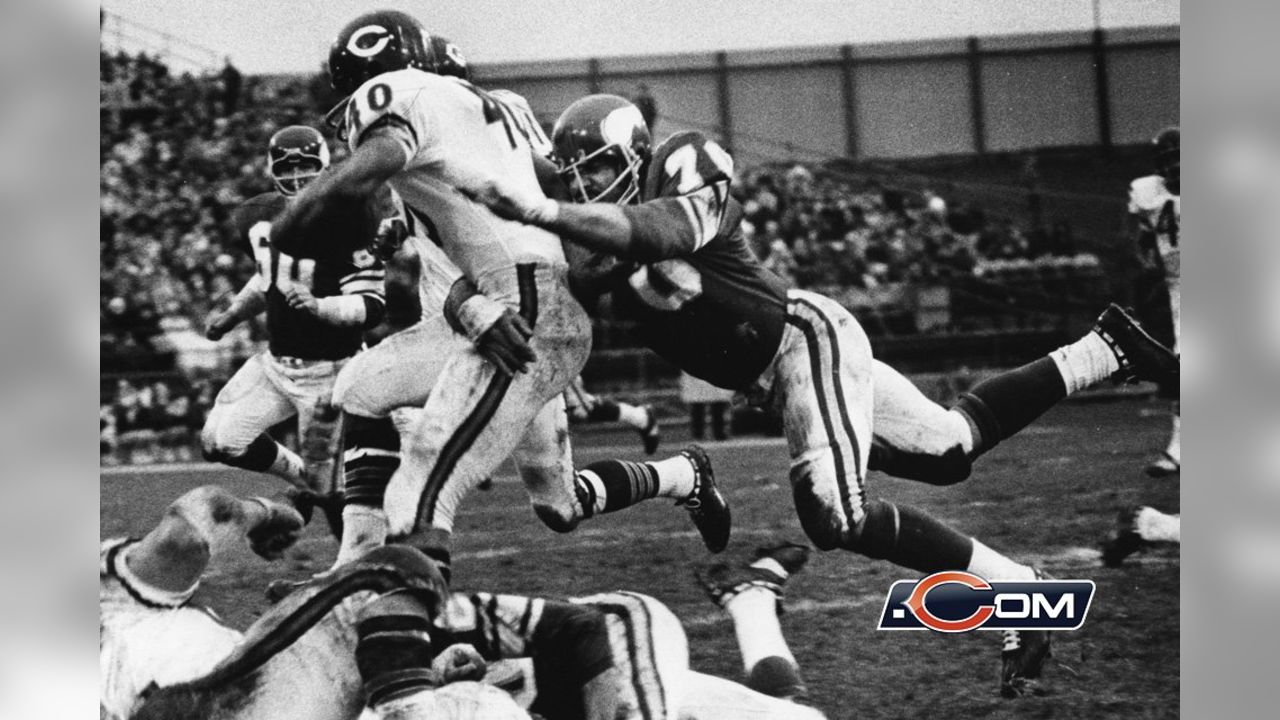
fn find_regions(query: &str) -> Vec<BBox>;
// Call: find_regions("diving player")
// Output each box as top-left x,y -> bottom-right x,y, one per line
466,93 -> 1179,697
202,125 -> 385,499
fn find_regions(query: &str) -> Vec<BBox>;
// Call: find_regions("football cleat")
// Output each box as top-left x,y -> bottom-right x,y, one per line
1093,304 -> 1179,388
751,541 -> 812,583
1144,452 -> 1180,478
639,404 -> 662,455
677,445 -> 731,553
999,568 -> 1054,698
1101,506 -> 1149,567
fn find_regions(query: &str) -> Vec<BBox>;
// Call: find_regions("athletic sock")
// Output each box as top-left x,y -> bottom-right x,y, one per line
953,356 -> 1067,456
1049,330 -> 1121,394
585,398 -> 622,423
616,402 -> 650,430
853,500 -> 976,573
573,455 -> 696,516
1135,507 -> 1181,543
725,588 -> 798,678
335,415 -> 400,567
267,443 -> 307,484
967,538 -> 1037,582
1166,408 -> 1181,464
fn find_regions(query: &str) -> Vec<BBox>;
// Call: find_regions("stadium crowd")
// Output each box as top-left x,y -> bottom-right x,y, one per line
99,49 -> 1095,464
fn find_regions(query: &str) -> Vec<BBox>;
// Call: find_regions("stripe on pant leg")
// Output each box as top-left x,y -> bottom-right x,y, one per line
792,297 -> 865,493
414,265 -> 540,527
785,307 -> 857,527
591,593 -> 665,720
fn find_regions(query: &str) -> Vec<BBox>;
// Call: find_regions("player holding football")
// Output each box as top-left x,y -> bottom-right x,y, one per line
270,12 -> 729,576
1129,126 -> 1181,477
202,125 -> 386,501
467,94 -> 1179,697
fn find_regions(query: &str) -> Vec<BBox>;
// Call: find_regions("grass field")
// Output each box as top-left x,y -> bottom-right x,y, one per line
101,397 -> 1180,720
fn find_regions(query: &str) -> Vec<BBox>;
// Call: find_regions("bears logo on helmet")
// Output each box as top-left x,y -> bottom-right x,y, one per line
267,126 -> 330,196
327,10 -> 435,97
430,36 -> 470,80
552,94 -> 652,205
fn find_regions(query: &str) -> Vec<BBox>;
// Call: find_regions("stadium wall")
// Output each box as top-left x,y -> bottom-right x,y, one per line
472,26 -> 1178,163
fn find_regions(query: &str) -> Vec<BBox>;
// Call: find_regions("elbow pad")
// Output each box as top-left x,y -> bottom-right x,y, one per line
315,295 -> 369,325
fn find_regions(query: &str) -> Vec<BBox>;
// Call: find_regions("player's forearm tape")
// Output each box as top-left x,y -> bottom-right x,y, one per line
525,198 -> 560,226
454,294 -> 508,342
316,295 -> 368,325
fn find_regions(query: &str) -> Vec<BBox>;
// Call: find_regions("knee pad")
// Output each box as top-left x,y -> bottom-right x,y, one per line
842,499 -> 898,559
868,440 -> 971,486
521,465 -> 582,533
952,392 -> 1002,452
789,460 -> 855,551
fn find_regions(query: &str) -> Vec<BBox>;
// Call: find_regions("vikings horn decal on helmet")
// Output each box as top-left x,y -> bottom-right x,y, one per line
1152,126 -> 1179,190
552,94 -> 653,204
429,36 -> 470,80
267,126 -> 330,196
327,10 -> 436,97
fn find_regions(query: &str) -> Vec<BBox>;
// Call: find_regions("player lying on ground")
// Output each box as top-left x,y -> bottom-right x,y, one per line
355,544 -> 826,720
201,125 -> 386,508
465,93 -> 1180,697
1100,505 -> 1181,567
269,12 -> 729,579
101,484 -> 450,720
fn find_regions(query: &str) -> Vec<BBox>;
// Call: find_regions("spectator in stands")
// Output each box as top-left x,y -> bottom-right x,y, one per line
220,56 -> 242,113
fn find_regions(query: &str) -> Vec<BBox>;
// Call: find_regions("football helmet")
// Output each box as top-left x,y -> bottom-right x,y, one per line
327,10 -> 435,97
1152,126 -> 1179,189
430,35 -> 470,80
552,94 -> 652,204
267,125 -> 330,196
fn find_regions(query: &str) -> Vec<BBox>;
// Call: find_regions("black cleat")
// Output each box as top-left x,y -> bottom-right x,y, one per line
1093,304 -> 1179,387
999,568 -> 1054,698
677,445 -> 731,553
1101,506 -> 1149,567
639,404 -> 662,455
752,542 -> 812,582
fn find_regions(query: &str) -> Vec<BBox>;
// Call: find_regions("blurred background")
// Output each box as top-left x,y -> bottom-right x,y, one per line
97,4 -> 1179,465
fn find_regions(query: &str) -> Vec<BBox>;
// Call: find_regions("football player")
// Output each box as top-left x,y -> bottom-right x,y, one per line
202,125 -> 386,501
269,11 -> 729,576
105,488 -> 448,720
357,565 -> 826,720
563,376 -> 662,455
1129,126 -> 1181,477
466,94 -> 1179,697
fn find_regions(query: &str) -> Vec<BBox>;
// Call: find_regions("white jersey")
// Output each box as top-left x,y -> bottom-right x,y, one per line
99,538 -> 242,720
345,69 -> 565,288
1128,175 -> 1180,283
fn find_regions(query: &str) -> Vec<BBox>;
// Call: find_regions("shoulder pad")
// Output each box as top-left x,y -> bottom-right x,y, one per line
645,131 -> 735,199
346,68 -> 449,150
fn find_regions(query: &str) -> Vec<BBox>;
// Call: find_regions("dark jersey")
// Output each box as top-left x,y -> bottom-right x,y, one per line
607,132 -> 790,390
438,591 -> 614,720
231,193 -> 386,360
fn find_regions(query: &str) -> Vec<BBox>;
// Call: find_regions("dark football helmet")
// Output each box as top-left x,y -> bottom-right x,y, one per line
429,35 -> 470,80
267,126 -> 330,196
327,10 -> 435,97
1153,126 -> 1179,190
552,94 -> 652,204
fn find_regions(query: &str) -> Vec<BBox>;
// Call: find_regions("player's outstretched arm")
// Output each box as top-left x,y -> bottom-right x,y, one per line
464,177 -> 697,262
206,277 -> 266,341
124,486 -> 305,595
270,133 -> 409,256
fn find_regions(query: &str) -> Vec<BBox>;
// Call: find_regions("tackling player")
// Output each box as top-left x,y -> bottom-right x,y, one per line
467,93 -> 1179,697
1129,126 -> 1181,477
269,11 -> 729,576
202,126 -> 386,500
